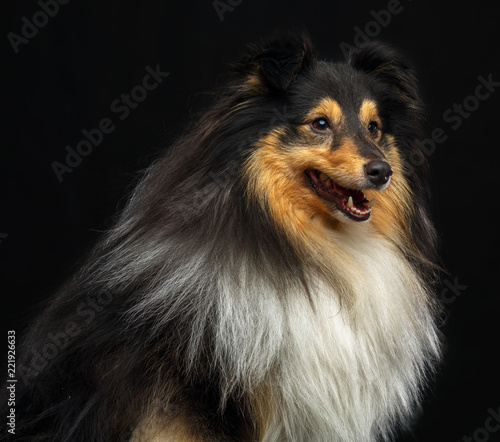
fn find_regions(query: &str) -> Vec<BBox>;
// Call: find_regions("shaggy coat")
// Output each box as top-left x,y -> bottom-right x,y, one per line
4,34 -> 441,441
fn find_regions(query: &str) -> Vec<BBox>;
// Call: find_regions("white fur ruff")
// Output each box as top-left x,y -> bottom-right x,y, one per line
126,222 -> 440,442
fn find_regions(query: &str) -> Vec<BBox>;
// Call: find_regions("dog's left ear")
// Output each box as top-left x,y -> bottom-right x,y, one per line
238,33 -> 316,92
349,42 -> 419,102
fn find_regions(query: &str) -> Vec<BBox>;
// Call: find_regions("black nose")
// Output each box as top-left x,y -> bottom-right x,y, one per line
365,160 -> 393,186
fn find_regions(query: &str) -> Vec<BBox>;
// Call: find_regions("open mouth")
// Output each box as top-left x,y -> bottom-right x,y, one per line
306,169 -> 374,221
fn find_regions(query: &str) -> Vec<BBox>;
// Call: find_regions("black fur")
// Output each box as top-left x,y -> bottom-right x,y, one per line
2,34 -> 438,441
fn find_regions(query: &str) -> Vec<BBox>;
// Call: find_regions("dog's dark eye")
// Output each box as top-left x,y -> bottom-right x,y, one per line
368,121 -> 380,137
311,118 -> 331,132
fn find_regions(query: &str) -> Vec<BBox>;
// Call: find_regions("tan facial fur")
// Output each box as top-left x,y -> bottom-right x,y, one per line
243,98 -> 415,254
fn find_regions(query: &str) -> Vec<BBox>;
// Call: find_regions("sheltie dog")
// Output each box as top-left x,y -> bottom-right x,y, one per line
7,34 -> 442,441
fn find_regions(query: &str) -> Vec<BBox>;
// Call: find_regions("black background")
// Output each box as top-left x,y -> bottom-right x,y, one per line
2,1 -> 500,441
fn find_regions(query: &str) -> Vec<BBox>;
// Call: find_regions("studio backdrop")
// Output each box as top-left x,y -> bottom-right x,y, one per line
2,1 -> 499,441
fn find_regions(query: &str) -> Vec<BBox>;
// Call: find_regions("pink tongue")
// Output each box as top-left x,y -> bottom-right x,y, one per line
309,169 -> 367,207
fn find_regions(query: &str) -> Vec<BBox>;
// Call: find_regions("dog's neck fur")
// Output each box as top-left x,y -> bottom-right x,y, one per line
127,219 -> 440,441
212,222 -> 440,441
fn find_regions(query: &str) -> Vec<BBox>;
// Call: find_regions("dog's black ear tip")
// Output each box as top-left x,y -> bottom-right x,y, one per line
237,31 -> 316,92
349,41 -> 419,100
349,41 -> 408,71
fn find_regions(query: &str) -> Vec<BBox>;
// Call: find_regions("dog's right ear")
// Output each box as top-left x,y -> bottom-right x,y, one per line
236,33 -> 316,92
349,42 -> 420,104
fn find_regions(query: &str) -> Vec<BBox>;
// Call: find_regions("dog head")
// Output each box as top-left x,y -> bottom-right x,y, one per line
236,34 -> 428,249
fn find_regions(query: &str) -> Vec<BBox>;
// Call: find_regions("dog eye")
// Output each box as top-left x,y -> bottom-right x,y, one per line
311,118 -> 331,132
368,121 -> 380,137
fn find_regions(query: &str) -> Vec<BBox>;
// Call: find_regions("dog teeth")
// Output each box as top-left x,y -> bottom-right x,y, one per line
319,172 -> 328,181
349,206 -> 370,215
349,207 -> 371,215
346,195 -> 372,217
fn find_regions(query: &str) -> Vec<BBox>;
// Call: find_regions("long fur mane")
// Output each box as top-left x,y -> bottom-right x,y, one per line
6,35 -> 442,442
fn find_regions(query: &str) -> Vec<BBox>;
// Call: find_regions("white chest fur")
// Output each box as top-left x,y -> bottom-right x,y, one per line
215,225 -> 440,441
